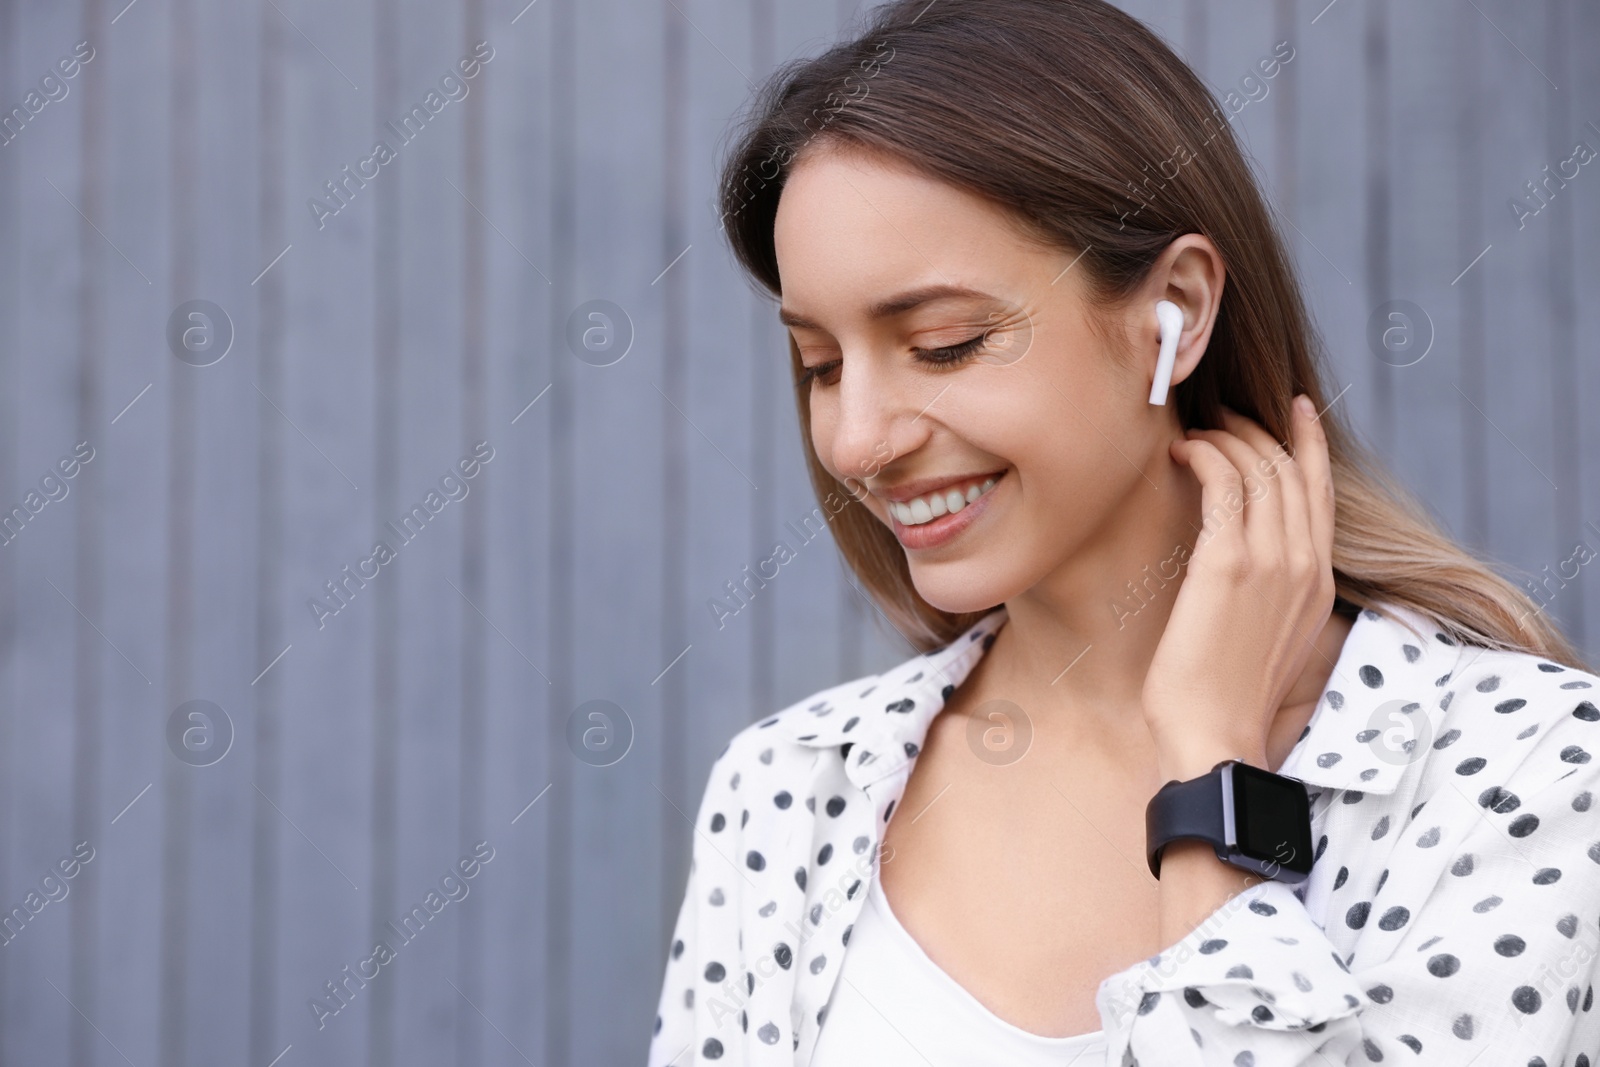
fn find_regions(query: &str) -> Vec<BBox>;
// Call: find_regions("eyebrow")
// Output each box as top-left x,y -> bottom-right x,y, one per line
777,284 -> 1000,331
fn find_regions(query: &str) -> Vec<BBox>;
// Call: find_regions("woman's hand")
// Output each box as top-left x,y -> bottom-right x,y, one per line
1141,393 -> 1337,782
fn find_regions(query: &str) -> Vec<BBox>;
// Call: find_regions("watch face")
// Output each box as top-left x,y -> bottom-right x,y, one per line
1230,762 -> 1314,876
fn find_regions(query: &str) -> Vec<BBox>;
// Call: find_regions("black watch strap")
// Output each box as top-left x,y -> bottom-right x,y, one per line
1145,763 -> 1226,878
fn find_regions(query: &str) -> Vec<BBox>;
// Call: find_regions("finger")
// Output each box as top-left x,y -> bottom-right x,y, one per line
1219,408 -> 1312,570
1185,427 -> 1282,553
1290,393 -> 1336,575
1171,436 -> 1248,557
1217,405 -> 1287,463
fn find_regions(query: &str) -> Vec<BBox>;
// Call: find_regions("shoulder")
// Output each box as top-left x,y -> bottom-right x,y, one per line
704,668 -> 884,782
692,607 -> 1008,814
1424,627 -> 1599,798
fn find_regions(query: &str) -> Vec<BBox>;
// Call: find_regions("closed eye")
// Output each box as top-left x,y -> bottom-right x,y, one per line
795,332 -> 989,389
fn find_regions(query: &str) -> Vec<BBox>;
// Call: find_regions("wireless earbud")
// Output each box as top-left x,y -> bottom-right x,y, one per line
1148,299 -> 1184,406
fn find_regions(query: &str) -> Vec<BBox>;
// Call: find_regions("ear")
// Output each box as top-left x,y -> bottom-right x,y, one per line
1142,234 -> 1225,396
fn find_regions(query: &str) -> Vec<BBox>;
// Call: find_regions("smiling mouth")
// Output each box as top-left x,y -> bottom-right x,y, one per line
887,471 -> 1005,526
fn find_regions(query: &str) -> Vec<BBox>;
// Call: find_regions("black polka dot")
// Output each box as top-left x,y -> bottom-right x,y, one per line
825,796 -> 846,817
1427,954 -> 1460,977
1512,986 -> 1542,1013
1478,786 -> 1520,813
774,790 -> 792,809
705,962 -> 725,982
1494,934 -> 1526,956
702,1037 -> 723,1058
1455,757 -> 1487,775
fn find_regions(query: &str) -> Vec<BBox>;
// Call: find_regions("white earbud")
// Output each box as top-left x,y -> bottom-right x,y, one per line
1148,299 -> 1184,406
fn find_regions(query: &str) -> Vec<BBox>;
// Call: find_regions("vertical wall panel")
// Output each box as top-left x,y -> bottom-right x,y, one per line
0,3 -> 1596,1067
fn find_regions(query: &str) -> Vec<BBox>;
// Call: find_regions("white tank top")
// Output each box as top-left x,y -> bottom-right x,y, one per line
811,875 -> 1109,1065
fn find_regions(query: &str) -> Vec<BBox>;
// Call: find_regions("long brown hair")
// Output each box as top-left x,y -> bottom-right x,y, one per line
716,0 -> 1590,670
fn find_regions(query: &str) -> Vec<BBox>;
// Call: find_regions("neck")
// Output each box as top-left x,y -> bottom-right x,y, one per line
976,443 -> 1347,756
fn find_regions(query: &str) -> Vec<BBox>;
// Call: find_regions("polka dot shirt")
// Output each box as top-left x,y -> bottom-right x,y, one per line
648,601 -> 1600,1066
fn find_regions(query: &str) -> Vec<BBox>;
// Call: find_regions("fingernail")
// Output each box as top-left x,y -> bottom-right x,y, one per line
1294,395 -> 1314,417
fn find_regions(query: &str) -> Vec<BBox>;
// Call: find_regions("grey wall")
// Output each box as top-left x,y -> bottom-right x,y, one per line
0,0 -> 1596,1064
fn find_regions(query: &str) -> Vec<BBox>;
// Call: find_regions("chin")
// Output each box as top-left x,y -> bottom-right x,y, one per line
906,561 -> 1021,617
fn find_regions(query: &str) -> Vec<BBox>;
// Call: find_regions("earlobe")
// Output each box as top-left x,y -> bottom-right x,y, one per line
1148,299 -> 1185,405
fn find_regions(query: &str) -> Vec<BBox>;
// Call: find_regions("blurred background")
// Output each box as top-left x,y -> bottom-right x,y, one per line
0,0 -> 1597,1064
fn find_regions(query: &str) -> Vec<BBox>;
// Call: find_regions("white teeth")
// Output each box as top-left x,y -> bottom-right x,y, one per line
891,475 -> 1001,526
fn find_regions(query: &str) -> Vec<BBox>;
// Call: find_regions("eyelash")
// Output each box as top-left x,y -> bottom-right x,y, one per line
796,332 -> 988,389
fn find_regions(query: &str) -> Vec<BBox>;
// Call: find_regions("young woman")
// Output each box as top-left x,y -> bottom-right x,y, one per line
649,1 -> 1600,1064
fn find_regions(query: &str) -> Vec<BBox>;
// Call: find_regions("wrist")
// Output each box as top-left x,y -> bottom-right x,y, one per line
1154,738 -> 1268,782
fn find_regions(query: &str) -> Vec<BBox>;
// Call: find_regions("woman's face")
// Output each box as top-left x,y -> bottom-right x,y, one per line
772,144 -> 1207,616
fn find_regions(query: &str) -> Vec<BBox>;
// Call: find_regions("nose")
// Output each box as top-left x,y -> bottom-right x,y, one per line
824,351 -> 930,497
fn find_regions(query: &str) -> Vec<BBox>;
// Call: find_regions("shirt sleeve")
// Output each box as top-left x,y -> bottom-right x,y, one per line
647,743 -> 742,1067
1097,715 -> 1600,1066
1096,877 -> 1368,1065
648,859 -> 700,1067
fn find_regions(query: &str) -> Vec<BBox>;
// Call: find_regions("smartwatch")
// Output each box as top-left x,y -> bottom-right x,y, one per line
1145,758 -> 1315,883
